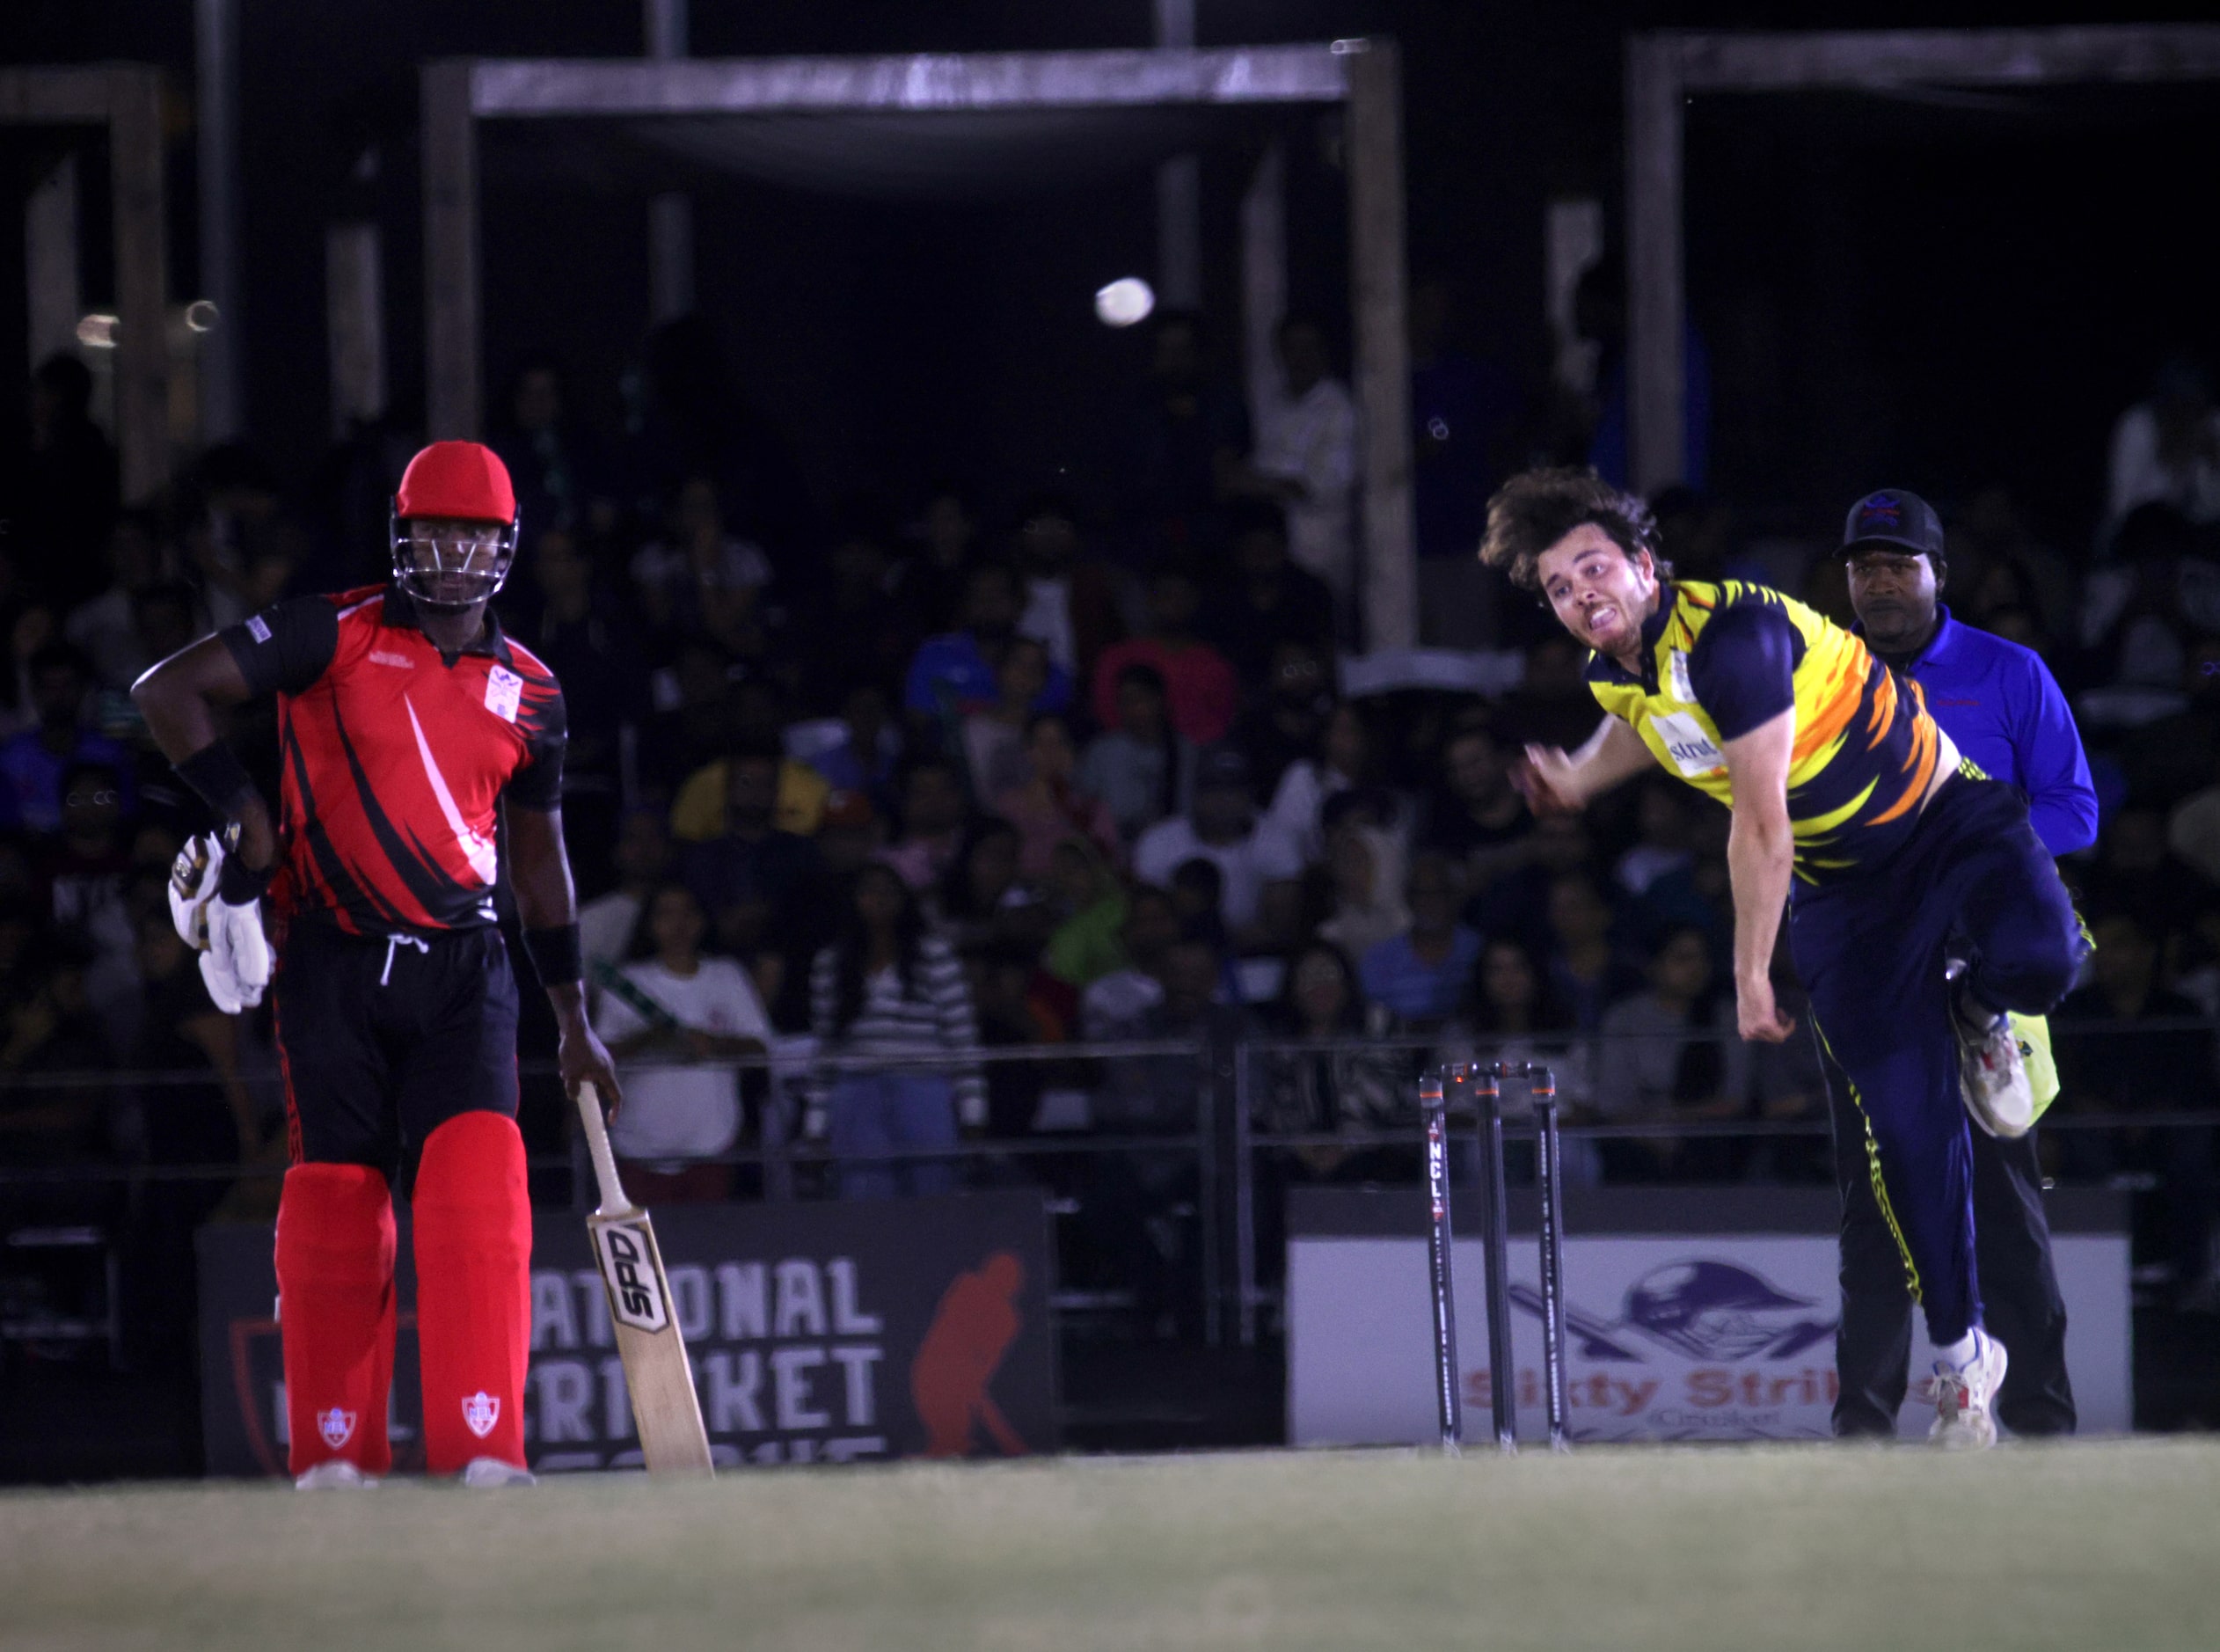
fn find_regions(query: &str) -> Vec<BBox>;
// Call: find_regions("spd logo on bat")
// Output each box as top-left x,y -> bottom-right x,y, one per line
595,1221 -> 670,1333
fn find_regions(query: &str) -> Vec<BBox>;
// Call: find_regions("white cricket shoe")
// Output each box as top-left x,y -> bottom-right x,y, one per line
295,1460 -> 378,1490
1930,1327 -> 2009,1451
461,1457 -> 537,1488
1949,983 -> 2035,1139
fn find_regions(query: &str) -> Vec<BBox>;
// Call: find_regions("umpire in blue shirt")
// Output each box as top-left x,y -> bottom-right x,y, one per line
1834,488 -> 2095,1436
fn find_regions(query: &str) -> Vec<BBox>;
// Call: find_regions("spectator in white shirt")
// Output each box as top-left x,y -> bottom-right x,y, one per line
591,883 -> 772,1204
1133,745 -> 1304,953
631,474 -> 774,653
2107,359 -> 2220,534
1234,317 -> 1359,611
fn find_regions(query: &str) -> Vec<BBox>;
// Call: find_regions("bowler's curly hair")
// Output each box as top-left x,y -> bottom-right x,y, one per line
1479,467 -> 1668,593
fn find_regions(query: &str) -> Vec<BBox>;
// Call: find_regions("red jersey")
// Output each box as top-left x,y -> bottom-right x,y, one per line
222,585 -> 566,935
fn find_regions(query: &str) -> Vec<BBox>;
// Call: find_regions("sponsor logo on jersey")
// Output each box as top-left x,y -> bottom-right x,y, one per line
369,649 -> 416,669
318,1407 -> 357,1449
595,1221 -> 670,1333
462,1392 -> 500,1438
1651,711 -> 1724,778
484,664 -> 522,723
246,615 -> 272,644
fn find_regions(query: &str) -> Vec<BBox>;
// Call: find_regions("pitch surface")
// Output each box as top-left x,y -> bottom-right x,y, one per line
3,1441 -> 2213,1649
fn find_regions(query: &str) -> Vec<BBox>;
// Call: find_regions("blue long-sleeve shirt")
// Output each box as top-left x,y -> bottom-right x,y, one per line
1868,605 -> 2097,855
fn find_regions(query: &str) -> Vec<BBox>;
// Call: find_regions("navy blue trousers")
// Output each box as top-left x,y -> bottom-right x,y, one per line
1789,776 -> 2082,1348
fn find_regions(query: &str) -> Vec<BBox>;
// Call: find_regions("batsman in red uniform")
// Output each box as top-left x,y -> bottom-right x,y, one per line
134,441 -> 622,1488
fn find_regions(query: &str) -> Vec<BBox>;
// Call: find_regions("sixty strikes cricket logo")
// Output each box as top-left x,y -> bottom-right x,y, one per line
1477,1260 -> 1841,1443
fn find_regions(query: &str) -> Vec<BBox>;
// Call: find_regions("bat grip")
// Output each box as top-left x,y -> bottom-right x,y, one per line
574,1082 -> 631,1214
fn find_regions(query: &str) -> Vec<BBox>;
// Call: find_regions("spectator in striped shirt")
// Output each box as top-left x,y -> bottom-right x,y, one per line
807,861 -> 985,1199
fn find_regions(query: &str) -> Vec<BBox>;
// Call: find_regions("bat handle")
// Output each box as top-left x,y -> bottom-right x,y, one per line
574,1081 -> 631,1215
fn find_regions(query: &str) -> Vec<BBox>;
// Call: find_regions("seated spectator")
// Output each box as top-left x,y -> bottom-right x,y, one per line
788,528 -> 924,713
40,760 -> 139,1047
1316,818 -> 1409,961
2106,357 -> 2220,531
0,921 -> 113,1198
1616,775 -> 1698,898
581,809 -> 671,1007
6,355 -> 119,610
1230,316 -> 1359,611
993,712 -> 1121,879
1257,940 -> 1406,1187
1200,501 -> 1336,691
1266,699 -> 1388,868
879,753 -> 972,894
1420,714 -> 1533,894
591,882 -> 771,1204
1359,852 -> 1479,1028
1081,885 -> 1181,1041
1012,490 -> 1122,685
0,643 -> 135,836
807,862 -> 984,1198
1041,837 -> 1129,991
64,510 -> 172,692
2055,910 -> 2216,1304
631,474 -> 774,655
893,481 -> 979,640
516,525 -> 648,890
1230,639 -> 1334,807
639,637 -> 740,797
1592,925 -> 1749,1183
1089,566 -> 1239,747
669,679 -> 831,843
183,442 -> 302,632
960,636 -> 1052,804
490,355 -> 612,546
2078,503 -> 2200,732
128,903 -> 259,1367
1542,869 -> 1639,1034
1077,663 -> 1194,844
905,559 -> 1072,727
2083,804 -> 2203,955
935,816 -> 1044,955
1458,936 -> 1592,1122
1495,633 -> 1603,753
1133,745 -> 1304,954
675,738 -> 823,963
786,682 -> 903,814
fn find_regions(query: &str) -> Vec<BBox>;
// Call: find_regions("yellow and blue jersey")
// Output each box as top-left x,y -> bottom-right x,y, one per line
1583,580 -> 1949,886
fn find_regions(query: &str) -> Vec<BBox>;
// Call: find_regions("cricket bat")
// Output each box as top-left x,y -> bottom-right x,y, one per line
574,1082 -> 715,1474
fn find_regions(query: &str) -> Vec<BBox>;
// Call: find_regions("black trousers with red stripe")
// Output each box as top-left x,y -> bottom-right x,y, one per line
274,920 -> 519,1180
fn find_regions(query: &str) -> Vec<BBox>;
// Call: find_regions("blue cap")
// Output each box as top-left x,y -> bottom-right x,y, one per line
1842,489 -> 1944,559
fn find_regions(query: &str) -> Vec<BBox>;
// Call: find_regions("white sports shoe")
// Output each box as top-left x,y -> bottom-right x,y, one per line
1949,982 -> 2035,1139
1930,1327 -> 2009,1451
295,1460 -> 378,1490
461,1457 -> 537,1488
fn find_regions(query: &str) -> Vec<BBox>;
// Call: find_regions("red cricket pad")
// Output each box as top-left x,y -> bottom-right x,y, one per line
274,1163 -> 398,1477
413,1111 -> 532,1474
395,440 -> 515,524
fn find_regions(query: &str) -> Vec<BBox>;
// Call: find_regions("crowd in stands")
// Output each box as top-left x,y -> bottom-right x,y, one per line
4,320 -> 2220,1334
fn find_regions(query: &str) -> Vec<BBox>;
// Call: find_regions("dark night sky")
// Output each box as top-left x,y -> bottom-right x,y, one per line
7,1 -> 2220,549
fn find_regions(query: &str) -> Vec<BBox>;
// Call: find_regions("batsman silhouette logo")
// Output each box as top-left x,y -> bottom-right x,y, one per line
909,1252 -> 1028,1458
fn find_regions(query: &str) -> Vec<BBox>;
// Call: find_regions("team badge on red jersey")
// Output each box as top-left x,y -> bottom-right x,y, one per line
484,664 -> 522,723
318,1407 -> 358,1449
462,1392 -> 500,1438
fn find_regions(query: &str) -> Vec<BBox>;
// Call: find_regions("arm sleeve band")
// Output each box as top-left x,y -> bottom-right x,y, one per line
522,924 -> 583,988
173,740 -> 258,819
219,596 -> 340,698
1686,603 -> 1802,741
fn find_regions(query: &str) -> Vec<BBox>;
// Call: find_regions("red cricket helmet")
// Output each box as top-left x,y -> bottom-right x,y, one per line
389,441 -> 521,610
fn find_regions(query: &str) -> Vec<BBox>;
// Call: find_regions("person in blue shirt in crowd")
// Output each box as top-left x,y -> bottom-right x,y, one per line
1836,487 -> 2095,1438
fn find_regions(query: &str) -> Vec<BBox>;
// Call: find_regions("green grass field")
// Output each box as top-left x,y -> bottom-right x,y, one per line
3,1441 -> 2216,1650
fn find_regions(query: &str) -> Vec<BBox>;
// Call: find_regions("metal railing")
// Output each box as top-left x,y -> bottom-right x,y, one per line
3,1018 -> 2216,1354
